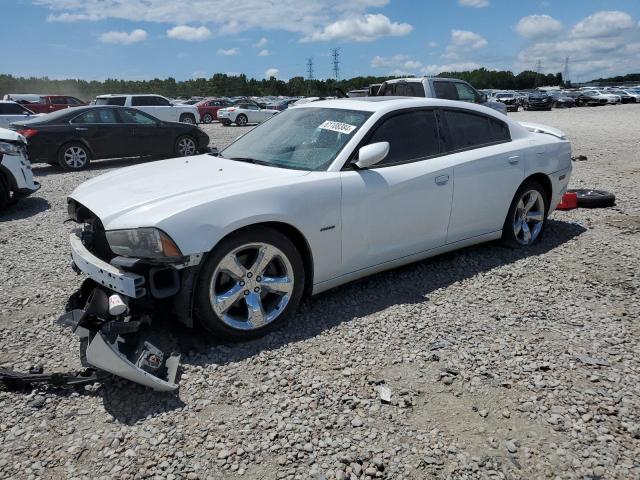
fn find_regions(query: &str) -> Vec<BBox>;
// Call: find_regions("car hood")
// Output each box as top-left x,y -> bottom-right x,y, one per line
69,154 -> 310,229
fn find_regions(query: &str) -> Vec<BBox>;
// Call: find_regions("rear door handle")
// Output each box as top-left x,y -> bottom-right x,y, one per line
435,174 -> 449,185
508,155 -> 520,164
75,127 -> 88,131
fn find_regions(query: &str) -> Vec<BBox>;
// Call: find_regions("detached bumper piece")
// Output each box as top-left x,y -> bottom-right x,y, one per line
58,285 -> 180,391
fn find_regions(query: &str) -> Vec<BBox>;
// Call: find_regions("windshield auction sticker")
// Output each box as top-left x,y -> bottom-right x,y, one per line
318,120 -> 357,134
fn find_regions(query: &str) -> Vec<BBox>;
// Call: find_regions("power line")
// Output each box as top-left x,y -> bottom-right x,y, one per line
306,57 -> 314,81
330,47 -> 340,81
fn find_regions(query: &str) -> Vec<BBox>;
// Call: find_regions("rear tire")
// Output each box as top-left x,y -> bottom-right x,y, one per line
179,113 -> 196,124
194,227 -> 305,340
501,181 -> 548,248
58,142 -> 90,170
202,113 -> 214,124
0,175 -> 10,212
235,114 -> 248,126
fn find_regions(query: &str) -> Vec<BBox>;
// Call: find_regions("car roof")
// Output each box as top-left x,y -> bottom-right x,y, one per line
293,96 -> 488,113
96,94 -> 163,97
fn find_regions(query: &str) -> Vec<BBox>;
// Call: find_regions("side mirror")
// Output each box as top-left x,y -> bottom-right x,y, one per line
479,92 -> 488,103
354,142 -> 389,169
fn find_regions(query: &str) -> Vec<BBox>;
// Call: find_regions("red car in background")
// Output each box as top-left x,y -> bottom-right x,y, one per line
2,94 -> 86,114
196,98 -> 233,123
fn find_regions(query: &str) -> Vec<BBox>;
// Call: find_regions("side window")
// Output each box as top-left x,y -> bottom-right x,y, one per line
248,105 -> 259,110
2,103 -> 31,114
0,104 -> 7,114
50,97 -> 68,105
154,96 -> 171,106
131,96 -> 157,106
71,109 -> 118,124
119,108 -> 156,124
366,110 -> 440,165
66,97 -> 83,105
454,83 -> 478,103
443,110 -> 508,151
433,81 -> 459,101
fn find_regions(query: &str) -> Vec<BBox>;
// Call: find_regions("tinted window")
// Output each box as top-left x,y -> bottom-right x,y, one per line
433,81 -> 459,100
49,97 -> 68,105
131,96 -> 155,106
71,109 -> 119,124
96,97 -> 126,106
367,110 -> 440,165
0,103 -> 31,115
454,83 -> 478,102
66,97 -> 83,105
119,108 -> 157,124
391,83 -> 426,97
443,110 -> 509,151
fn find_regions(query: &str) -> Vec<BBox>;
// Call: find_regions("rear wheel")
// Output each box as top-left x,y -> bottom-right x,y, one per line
0,175 -> 10,212
202,113 -> 214,124
179,113 -> 196,124
58,143 -> 90,170
501,181 -> 548,248
175,135 -> 197,156
194,227 -> 305,339
235,114 -> 248,126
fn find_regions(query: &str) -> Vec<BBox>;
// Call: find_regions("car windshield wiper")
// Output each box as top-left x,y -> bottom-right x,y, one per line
226,156 -> 272,166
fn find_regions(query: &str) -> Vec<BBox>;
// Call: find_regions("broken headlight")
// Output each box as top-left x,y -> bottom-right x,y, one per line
105,228 -> 182,259
0,141 -> 20,156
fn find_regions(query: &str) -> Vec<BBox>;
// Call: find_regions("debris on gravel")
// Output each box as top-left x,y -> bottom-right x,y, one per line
1,107 -> 639,479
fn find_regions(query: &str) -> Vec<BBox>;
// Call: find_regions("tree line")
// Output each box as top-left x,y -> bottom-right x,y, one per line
0,69 -> 565,101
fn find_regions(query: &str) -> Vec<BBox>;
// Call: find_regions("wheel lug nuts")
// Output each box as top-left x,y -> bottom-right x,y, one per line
239,281 -> 245,286
244,290 -> 249,296
256,276 -> 262,282
254,287 -> 260,292
247,272 -> 253,278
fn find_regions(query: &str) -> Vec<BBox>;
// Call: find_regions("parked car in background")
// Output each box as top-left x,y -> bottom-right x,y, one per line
616,89 -> 640,102
574,91 -> 608,107
197,98 -> 234,123
217,103 -> 279,126
548,91 -> 576,108
376,77 -> 508,114
590,90 -> 621,104
3,94 -> 85,114
606,89 -> 635,104
0,127 -> 40,211
293,97 -> 326,106
11,106 -> 209,170
492,92 -> 520,112
523,92 -> 553,111
266,99 -> 298,111
95,94 -> 199,124
0,101 -> 38,127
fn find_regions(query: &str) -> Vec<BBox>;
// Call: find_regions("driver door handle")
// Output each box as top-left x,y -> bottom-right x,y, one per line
508,155 -> 520,165
75,127 -> 88,131
435,174 -> 449,185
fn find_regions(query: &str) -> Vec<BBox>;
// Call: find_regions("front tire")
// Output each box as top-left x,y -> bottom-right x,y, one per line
202,113 -> 214,124
175,135 -> 197,156
194,227 -> 305,339
501,181 -> 548,248
0,175 -> 10,212
58,142 -> 90,170
235,114 -> 248,126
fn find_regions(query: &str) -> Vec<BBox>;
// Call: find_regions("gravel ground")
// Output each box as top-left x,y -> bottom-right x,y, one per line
1,105 -> 639,480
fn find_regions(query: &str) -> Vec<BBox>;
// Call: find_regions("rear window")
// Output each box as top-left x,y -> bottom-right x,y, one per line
0,103 -> 31,115
443,110 -> 510,151
96,97 -> 126,106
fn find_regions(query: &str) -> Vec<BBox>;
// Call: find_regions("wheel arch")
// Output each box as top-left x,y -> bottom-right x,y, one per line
520,173 -> 552,210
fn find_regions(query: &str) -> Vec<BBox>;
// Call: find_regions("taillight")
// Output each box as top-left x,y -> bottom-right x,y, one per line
19,128 -> 38,138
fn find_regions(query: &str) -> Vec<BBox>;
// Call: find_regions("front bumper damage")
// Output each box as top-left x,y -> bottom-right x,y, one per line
57,230 -> 183,391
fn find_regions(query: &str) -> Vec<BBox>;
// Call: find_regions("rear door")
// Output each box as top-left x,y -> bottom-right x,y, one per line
440,108 -> 524,243
69,108 -> 131,158
118,108 -> 170,155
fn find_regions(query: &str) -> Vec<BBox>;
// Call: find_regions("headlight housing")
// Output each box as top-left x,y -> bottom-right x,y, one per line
0,141 -> 20,156
105,228 -> 182,259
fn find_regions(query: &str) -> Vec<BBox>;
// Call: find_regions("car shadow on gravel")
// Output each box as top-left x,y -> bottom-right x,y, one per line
93,218 -> 586,424
0,196 -> 50,221
176,219 -> 587,364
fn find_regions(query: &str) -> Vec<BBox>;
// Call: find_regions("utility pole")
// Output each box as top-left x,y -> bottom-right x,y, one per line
330,47 -> 340,81
563,56 -> 570,86
306,57 -> 315,81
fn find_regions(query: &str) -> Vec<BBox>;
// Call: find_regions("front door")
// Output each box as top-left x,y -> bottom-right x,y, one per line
340,110 -> 454,273
118,108 -> 169,155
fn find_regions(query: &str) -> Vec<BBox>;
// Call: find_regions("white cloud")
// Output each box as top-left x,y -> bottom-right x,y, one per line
303,14 -> 413,42
458,0 -> 489,8
258,49 -> 270,56
217,47 -> 239,56
192,71 -> 208,78
451,29 -> 488,49
35,0 -> 408,43
255,37 -> 268,48
570,11 -> 635,38
515,15 -> 562,39
264,68 -> 279,78
421,61 -> 481,76
99,29 -> 147,45
167,25 -> 212,41
427,41 -> 438,48
371,54 -> 422,71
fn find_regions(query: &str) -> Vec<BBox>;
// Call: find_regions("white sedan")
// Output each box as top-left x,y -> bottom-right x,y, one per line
64,97 -> 571,389
217,103 -> 279,126
0,101 -> 39,128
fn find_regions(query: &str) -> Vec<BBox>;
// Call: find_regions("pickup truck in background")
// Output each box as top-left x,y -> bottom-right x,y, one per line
95,94 -> 199,124
2,94 -> 86,114
376,77 -> 508,115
